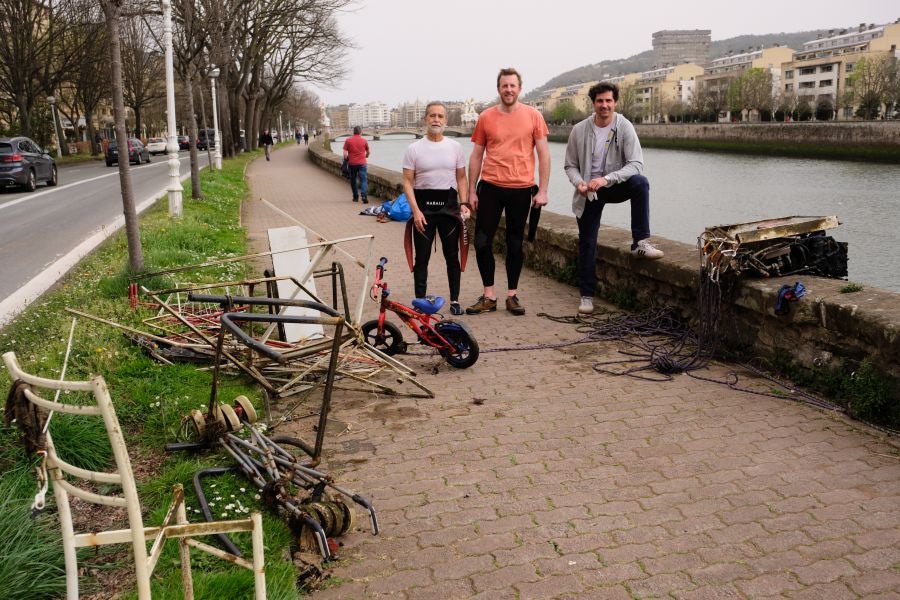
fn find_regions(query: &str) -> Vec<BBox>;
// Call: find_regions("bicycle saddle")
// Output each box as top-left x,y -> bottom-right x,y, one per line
411,296 -> 445,315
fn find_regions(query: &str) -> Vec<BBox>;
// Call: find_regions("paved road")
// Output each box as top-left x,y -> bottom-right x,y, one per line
0,152 -> 207,322
244,144 -> 900,599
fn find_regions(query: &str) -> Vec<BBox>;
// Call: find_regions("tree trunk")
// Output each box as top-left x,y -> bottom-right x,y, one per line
85,110 -> 98,155
103,0 -> 143,272
185,71 -> 201,199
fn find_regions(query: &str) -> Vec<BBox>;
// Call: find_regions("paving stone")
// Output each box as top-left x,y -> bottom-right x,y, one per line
243,147 -> 900,599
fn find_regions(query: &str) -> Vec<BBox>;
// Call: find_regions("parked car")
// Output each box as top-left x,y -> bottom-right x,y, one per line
177,135 -> 190,150
0,136 -> 58,192
196,129 -> 215,151
146,137 -> 167,155
105,138 -> 150,166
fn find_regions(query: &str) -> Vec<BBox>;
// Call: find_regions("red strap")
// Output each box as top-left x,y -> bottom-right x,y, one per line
404,219 -> 415,272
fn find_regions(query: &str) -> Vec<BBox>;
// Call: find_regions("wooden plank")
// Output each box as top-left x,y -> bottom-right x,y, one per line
267,226 -> 324,342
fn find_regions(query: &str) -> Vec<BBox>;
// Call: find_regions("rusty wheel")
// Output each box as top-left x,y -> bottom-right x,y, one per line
219,403 -> 241,432
233,395 -> 258,423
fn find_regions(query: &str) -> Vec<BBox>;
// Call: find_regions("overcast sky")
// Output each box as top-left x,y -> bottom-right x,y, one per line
307,0 -> 898,107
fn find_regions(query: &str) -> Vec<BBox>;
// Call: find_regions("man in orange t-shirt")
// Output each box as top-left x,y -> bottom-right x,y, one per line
466,68 -> 550,316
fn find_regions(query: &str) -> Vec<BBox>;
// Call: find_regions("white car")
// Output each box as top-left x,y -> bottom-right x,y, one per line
146,137 -> 167,155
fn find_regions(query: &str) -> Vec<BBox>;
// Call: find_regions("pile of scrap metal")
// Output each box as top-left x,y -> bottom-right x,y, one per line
69,274 -> 435,401
698,215 -> 848,281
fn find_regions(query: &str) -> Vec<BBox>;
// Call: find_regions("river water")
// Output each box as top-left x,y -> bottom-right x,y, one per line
342,135 -> 900,291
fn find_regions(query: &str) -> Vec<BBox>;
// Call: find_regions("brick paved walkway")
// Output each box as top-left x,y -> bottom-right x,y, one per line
243,144 -> 900,599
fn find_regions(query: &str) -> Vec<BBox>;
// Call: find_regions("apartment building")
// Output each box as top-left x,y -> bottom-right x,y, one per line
633,63 -> 705,122
326,104 -> 350,130
653,30 -> 712,67
348,101 -> 391,128
697,46 -> 794,121
782,21 -> 900,119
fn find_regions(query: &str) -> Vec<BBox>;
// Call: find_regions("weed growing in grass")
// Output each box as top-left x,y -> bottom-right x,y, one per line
840,282 -> 864,293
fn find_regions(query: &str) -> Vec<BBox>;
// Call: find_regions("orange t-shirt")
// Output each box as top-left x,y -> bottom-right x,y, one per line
471,104 -> 548,188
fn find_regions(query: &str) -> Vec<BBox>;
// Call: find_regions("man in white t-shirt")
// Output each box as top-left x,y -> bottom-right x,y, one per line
402,101 -> 471,315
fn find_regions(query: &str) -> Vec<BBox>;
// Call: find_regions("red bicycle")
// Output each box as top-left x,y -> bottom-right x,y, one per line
361,257 -> 479,368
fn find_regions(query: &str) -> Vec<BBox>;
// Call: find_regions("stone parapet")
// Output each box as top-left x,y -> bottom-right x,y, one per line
310,140 -> 900,385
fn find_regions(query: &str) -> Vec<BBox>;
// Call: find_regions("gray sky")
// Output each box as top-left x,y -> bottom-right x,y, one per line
309,0 -> 898,107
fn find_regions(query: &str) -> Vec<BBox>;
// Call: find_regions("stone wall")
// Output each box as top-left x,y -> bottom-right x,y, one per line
310,140 -> 900,384
547,121 -> 900,147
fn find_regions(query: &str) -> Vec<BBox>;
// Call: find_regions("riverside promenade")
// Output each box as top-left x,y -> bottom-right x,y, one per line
243,143 -> 899,599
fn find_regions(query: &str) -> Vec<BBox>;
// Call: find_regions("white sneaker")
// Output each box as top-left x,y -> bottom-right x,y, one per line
632,239 -> 664,259
578,296 -> 594,315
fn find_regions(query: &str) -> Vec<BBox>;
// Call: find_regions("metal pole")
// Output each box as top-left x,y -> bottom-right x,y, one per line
209,67 -> 222,170
162,0 -> 182,216
278,111 -> 283,143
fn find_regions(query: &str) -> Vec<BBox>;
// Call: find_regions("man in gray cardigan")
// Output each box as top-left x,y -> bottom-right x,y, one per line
564,81 -> 663,315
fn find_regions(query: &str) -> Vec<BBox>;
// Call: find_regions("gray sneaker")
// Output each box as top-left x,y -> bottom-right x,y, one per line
578,296 -> 594,315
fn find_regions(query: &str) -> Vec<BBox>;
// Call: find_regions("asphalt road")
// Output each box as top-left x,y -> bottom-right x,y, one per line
0,151 -> 208,319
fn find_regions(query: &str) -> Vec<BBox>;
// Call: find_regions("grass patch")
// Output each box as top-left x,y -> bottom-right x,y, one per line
840,283 -> 865,293
0,149 -> 301,599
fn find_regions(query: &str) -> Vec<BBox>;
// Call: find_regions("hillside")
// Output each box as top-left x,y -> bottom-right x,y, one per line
529,29 -> 829,94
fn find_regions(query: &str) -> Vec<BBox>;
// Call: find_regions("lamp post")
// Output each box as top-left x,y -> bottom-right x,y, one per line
209,66 -> 222,170
162,0 -> 182,216
278,111 -> 283,143
47,96 -> 63,158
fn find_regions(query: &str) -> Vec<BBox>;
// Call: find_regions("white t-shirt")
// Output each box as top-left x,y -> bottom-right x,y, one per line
401,137 -> 466,189
590,122 -> 614,179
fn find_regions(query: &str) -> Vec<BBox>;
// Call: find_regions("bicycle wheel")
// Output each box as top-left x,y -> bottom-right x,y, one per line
361,320 -> 405,355
435,320 -> 479,368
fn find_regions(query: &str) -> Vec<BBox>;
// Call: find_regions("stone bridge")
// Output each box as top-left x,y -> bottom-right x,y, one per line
330,126 -> 472,140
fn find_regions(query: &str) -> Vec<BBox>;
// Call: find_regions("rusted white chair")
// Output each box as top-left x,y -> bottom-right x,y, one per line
3,351 -> 266,600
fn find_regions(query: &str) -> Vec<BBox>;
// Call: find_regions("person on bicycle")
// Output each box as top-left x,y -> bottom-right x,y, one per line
402,101 -> 470,316
259,129 -> 274,161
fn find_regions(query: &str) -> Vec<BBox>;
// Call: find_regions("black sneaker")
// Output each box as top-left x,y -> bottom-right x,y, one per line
362,197 -> 369,204
352,197 -> 359,202
449,302 -> 463,315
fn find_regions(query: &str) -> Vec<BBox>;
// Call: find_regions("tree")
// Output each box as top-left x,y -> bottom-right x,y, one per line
101,0 -> 143,272
0,0 -> 94,144
121,16 -> 165,138
616,83 -> 639,121
60,20 -> 110,154
740,68 -> 774,120
550,101 -> 582,124
849,55 -> 897,120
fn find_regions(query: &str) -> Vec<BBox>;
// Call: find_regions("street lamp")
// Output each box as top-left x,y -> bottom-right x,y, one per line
47,96 -> 63,158
209,66 -> 222,170
278,111 -> 283,143
162,0 -> 182,216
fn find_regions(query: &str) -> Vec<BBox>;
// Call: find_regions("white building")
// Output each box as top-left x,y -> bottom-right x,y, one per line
348,101 -> 391,128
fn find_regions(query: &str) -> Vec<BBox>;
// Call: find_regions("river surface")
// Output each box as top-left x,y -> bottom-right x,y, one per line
339,135 -> 900,291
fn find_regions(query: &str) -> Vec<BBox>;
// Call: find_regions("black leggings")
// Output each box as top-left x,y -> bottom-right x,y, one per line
474,181 -> 532,289
413,214 -> 461,301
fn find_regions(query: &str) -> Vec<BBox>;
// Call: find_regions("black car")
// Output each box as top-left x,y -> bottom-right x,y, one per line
177,135 -> 190,150
105,138 -> 150,166
0,136 -> 58,192
196,129 -> 215,151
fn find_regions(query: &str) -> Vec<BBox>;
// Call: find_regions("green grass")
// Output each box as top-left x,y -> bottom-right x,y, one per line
0,149 -> 301,599
638,136 -> 900,164
840,282 -> 865,293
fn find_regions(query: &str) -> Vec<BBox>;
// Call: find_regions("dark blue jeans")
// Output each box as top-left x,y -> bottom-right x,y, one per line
577,174 -> 650,296
349,164 -> 368,200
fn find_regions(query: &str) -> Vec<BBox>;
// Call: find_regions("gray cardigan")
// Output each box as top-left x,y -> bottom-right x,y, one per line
563,113 -> 644,218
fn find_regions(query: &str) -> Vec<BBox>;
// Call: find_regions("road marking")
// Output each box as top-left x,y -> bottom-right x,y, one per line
0,165 -> 202,327
0,155 -> 194,213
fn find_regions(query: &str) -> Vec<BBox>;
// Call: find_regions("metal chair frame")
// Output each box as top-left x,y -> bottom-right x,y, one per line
2,351 -> 266,600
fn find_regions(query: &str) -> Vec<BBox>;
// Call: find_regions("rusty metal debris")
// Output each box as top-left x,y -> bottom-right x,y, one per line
698,215 -> 848,281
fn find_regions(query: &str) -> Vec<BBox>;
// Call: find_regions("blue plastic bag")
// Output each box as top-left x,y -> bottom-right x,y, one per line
386,193 -> 412,222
